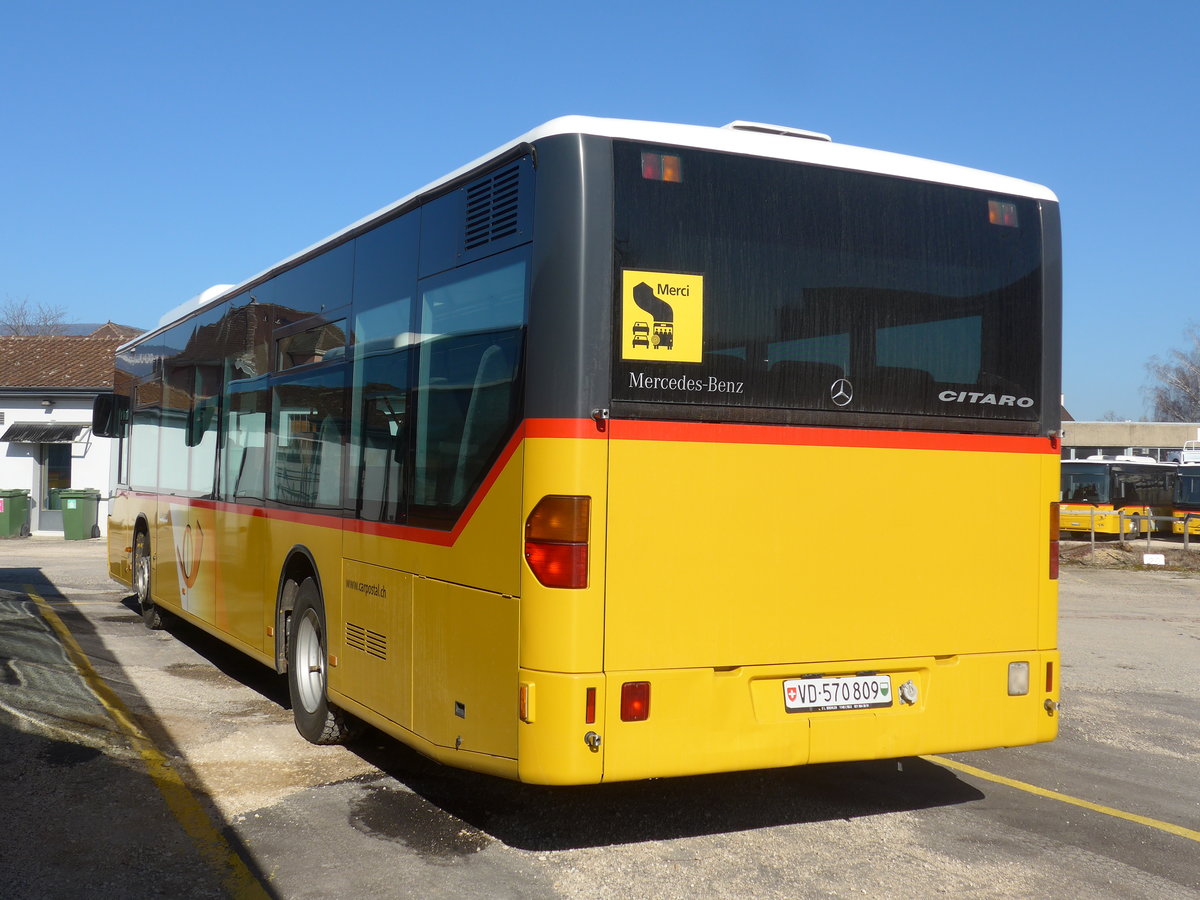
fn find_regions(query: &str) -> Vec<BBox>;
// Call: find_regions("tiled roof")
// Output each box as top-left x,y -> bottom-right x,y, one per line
86,322 -> 143,341
0,336 -> 124,390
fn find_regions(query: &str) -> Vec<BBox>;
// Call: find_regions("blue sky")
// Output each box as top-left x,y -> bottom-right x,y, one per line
2,1 -> 1196,421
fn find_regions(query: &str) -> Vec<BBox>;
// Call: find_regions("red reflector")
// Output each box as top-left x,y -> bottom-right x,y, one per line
641,152 -> 663,181
524,541 -> 588,589
1046,662 -> 1054,693
585,687 -> 596,724
621,682 -> 650,722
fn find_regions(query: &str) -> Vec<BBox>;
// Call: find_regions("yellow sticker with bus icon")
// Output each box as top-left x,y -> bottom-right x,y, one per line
622,270 -> 703,363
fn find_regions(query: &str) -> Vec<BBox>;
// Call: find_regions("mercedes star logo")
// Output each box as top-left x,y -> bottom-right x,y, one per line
830,378 -> 854,407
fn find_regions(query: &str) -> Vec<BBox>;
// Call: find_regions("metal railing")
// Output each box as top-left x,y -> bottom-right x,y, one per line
1063,508 -> 1200,552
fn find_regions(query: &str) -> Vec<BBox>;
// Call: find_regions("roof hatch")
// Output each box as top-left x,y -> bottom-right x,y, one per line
722,120 -> 832,142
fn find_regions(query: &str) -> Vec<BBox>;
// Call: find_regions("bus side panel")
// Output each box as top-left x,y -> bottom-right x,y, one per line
153,499 -> 218,623
335,443 -> 524,755
106,490 -> 140,586
518,431 -> 608,674
412,578 -> 518,759
213,505 -> 269,652
338,560 -> 413,729
266,515 -> 344,656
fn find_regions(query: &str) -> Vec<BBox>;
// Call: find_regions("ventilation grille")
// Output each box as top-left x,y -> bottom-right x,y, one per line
464,164 -> 522,252
346,622 -> 387,660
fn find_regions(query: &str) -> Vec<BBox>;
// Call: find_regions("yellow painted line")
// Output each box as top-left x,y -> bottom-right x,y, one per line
925,754 -> 1200,844
27,588 -> 272,899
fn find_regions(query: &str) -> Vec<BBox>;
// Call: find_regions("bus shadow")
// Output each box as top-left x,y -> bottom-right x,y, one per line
99,594 -> 985,853
118,596 -> 292,707
351,740 -> 984,852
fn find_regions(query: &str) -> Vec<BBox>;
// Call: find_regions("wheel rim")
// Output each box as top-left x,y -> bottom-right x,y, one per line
135,539 -> 150,604
294,609 -> 325,714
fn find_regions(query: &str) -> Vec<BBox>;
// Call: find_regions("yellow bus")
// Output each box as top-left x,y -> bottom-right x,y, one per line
1172,445 -> 1200,535
1060,456 -> 1176,537
94,117 -> 1061,784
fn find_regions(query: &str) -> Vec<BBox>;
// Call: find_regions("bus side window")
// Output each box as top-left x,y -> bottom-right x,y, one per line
267,365 -> 347,509
410,250 -> 527,525
222,380 -> 268,502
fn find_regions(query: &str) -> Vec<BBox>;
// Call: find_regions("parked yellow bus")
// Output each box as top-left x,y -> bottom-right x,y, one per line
1060,456 -> 1176,537
1172,443 -> 1200,535
95,117 -> 1061,784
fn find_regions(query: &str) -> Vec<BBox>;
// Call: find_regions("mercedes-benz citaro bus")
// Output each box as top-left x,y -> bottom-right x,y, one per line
1060,455 -> 1176,537
1172,442 -> 1200,536
93,117 -> 1062,784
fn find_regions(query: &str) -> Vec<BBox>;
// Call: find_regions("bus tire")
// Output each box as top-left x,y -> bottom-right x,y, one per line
133,529 -> 163,630
288,577 -> 355,745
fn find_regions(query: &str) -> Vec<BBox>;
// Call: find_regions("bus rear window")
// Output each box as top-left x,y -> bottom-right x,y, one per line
611,143 -> 1045,427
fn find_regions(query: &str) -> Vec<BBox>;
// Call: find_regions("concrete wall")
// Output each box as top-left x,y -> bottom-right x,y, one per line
1062,421 -> 1200,462
0,395 -> 111,536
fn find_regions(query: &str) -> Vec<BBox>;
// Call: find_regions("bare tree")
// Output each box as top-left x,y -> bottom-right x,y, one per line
1145,323 -> 1200,421
0,295 -> 71,336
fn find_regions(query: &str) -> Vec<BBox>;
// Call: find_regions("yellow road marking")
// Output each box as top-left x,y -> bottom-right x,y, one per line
27,588 -> 272,899
925,754 -> 1200,843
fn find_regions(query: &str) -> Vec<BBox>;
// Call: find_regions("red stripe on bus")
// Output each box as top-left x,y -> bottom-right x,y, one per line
525,418 -> 606,439
116,418 -> 1052,550
607,419 -> 1057,454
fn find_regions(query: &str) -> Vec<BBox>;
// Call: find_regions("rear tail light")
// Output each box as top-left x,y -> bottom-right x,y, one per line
621,682 -> 650,721
524,495 -> 590,589
1049,501 -> 1060,580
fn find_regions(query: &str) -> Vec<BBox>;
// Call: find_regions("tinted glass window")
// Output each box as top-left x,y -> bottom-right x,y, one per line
351,298 -> 412,523
1177,472 -> 1200,507
349,212 -> 419,523
612,143 -> 1044,424
221,373 -> 268,502
410,250 -> 527,527
268,364 -> 347,509
276,319 -> 347,371
259,242 -> 354,324
129,379 -> 161,489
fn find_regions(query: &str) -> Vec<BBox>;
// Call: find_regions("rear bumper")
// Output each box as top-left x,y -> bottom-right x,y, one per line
518,650 -> 1060,784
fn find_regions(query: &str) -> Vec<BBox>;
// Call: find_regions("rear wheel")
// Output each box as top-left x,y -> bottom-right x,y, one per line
133,530 -> 162,630
287,577 -> 355,744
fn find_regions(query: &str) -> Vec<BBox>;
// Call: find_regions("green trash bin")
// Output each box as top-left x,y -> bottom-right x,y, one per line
0,489 -> 31,538
47,487 -> 65,510
60,488 -> 101,540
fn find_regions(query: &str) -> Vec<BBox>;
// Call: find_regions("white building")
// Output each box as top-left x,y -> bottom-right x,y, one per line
0,326 -> 139,536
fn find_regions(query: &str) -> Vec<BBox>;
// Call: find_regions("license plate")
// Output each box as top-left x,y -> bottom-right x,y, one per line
783,675 -> 893,712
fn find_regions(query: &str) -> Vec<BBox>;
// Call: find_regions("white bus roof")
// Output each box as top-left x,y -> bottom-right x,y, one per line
139,116 -> 1058,346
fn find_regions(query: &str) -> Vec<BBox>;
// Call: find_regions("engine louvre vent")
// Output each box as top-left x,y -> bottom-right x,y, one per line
346,622 -> 387,660
464,163 -> 522,252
